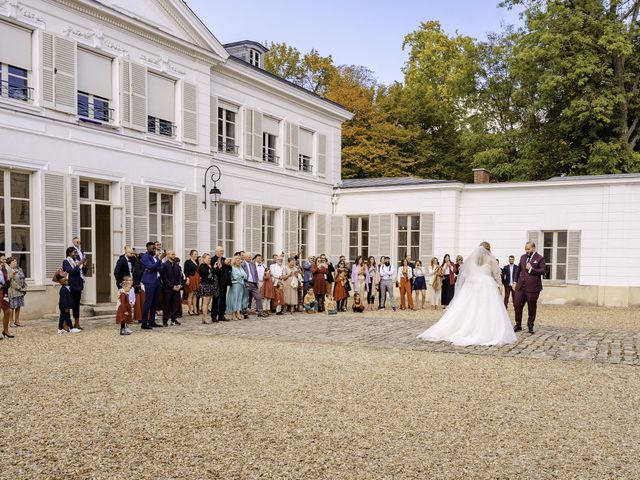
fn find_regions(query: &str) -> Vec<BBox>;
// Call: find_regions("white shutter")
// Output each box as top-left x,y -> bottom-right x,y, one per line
316,213 -> 328,256
112,206 -> 125,280
124,184 -> 133,247
210,202 -> 218,252
329,215 -> 345,262
244,107 -> 254,160
567,230 -> 581,283
243,203 -> 262,254
252,110 -> 263,161
183,192 -> 198,258
130,62 -> 147,132
368,215 -> 380,260
182,81 -> 197,144
419,212 -> 435,263
527,231 -> 540,248
210,95 -> 218,151
43,173 -> 66,280
68,175 -> 80,241
54,35 -> 77,114
40,31 -> 54,108
317,133 -> 327,177
283,209 -> 298,255
288,122 -> 299,170
379,214 -> 393,258
132,185 -> 149,250
119,59 -> 131,128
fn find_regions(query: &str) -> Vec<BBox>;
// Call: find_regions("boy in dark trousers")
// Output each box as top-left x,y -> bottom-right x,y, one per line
57,274 -> 80,334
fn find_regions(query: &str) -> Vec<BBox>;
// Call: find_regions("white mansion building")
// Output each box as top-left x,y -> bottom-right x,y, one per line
0,0 -> 638,319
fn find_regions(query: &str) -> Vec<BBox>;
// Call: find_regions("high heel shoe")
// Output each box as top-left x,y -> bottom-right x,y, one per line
2,331 -> 15,338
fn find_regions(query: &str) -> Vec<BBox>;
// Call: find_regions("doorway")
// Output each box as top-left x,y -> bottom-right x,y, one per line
80,200 -> 112,305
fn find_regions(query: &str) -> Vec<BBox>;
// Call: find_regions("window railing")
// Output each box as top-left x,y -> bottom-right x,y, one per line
263,148 -> 279,164
298,154 -> 313,173
148,116 -> 176,138
218,142 -> 239,155
0,79 -> 33,103
78,100 -> 114,123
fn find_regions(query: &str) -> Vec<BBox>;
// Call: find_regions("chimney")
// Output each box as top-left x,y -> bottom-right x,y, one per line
473,168 -> 490,184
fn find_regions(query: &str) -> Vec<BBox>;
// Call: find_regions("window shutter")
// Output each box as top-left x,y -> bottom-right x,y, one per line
317,133 -> 327,177
210,202 -> 218,252
124,184 -> 133,247
283,209 -> 298,255
183,192 -> 198,258
368,215 -> 380,260
243,203 -> 262,254
244,107 -> 254,160
53,35 -> 77,114
419,212 -> 434,263
315,213 -> 327,256
182,81 -> 197,144
40,31 -> 54,108
287,122 -> 299,170
210,95 -> 218,151
120,59 -> 131,128
527,231 -> 540,248
130,62 -> 147,132
132,185 -> 149,250
252,110 -> 263,161
379,214 -> 393,258
68,175 -> 80,242
43,172 -> 66,281
329,215 -> 345,262
567,230 -> 581,283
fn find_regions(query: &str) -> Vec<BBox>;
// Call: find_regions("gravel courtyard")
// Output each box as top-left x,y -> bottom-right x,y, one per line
1,305 -> 639,479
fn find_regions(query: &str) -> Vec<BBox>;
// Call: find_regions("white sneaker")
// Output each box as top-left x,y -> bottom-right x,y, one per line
125,327 -> 133,334
69,328 -> 81,334
57,329 -> 68,334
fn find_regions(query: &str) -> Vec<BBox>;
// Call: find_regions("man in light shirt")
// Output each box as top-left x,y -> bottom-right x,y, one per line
378,256 -> 397,311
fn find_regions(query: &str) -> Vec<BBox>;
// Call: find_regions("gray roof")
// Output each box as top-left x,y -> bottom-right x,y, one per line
223,40 -> 269,53
547,173 -> 640,182
338,177 -> 455,189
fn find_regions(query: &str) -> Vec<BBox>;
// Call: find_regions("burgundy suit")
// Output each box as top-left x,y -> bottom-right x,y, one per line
513,252 -> 546,329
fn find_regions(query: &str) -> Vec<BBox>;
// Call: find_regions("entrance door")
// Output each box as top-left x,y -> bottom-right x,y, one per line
80,203 -> 112,305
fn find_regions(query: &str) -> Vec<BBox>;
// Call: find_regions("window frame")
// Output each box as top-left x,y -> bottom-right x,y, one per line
262,132 -> 278,164
261,208 -> 276,259
148,191 -> 174,250
396,214 -> 420,266
216,202 -> 235,256
298,212 -> 309,258
542,230 -> 568,282
0,170 -> 32,278
0,63 -> 31,103
77,91 -> 112,123
217,105 -> 239,154
249,49 -> 261,67
348,216 -> 369,262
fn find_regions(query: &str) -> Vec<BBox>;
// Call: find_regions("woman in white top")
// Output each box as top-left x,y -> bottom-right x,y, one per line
427,257 -> 442,310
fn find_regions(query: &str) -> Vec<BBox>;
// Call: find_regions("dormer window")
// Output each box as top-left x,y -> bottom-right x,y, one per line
249,49 -> 261,67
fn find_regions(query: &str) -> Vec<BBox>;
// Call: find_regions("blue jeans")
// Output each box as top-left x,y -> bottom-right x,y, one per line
304,301 -> 318,312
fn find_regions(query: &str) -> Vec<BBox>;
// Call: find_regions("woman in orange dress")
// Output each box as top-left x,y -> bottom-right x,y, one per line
333,270 -> 348,312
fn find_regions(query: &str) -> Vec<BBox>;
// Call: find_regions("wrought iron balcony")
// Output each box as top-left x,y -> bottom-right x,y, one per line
298,154 -> 313,173
263,149 -> 280,164
148,116 -> 176,138
218,142 -> 239,155
0,79 -> 33,103
77,101 -> 114,123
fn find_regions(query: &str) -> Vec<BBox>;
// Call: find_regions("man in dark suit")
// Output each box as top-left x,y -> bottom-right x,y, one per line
160,250 -> 183,326
140,241 -> 165,329
501,255 -> 520,309
211,246 -> 231,322
114,245 -> 135,289
513,242 -> 546,334
62,246 -> 87,330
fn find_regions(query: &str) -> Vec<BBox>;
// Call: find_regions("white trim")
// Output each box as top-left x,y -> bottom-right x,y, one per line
68,166 -> 124,183
140,177 -> 186,192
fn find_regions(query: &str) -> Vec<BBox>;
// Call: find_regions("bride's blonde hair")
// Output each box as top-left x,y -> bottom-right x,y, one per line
479,241 -> 491,252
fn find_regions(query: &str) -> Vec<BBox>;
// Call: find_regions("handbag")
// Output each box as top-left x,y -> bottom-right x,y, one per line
432,272 -> 442,291
290,275 -> 299,289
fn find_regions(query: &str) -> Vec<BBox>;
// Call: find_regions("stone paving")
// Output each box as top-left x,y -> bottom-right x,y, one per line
172,311 -> 640,366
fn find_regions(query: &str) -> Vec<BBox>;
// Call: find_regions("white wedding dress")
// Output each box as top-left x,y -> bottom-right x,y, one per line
418,247 -> 517,346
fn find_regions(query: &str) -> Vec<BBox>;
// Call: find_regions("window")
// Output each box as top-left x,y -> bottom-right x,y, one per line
147,73 -> 175,137
348,216 -> 369,262
217,202 -> 235,256
77,49 -> 112,122
217,105 -> 238,154
397,214 -> 419,265
0,170 -> 31,277
0,21 -> 32,102
79,180 -> 110,202
542,231 -> 567,281
249,49 -> 261,67
149,192 -> 174,250
261,208 -> 276,259
262,116 -> 280,164
298,129 -> 313,173
298,213 -> 309,257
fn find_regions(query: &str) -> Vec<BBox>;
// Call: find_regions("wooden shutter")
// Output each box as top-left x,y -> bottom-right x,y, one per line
316,213 -> 327,256
120,59 -> 131,127
68,175 -> 80,242
567,230 -> 581,283
317,133 -> 327,177
527,231 -> 540,248
124,184 -> 133,247
288,122 -> 299,170
329,215 -> 345,262
43,172 -> 66,280
183,81 -> 197,144
244,107 -> 254,160
283,209 -> 298,255
130,62 -> 147,132
252,110 -> 263,161
243,203 -> 262,254
368,215 -> 380,260
40,31 -> 54,108
183,192 -> 198,258
132,185 -> 149,250
210,202 -> 218,252
379,214 -> 393,258
210,95 -> 218,151
419,212 -> 435,263
53,35 -> 76,114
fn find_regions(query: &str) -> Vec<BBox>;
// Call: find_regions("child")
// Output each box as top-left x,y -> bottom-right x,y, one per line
116,276 -> 134,335
274,283 -> 286,315
57,274 -> 80,334
333,271 -> 349,312
325,294 -> 337,315
303,288 -> 318,313
352,293 -> 365,313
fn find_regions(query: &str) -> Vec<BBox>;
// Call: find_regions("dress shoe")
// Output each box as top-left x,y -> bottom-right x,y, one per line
141,324 -> 153,330
220,317 -> 230,322
257,314 -> 265,318
528,328 -> 535,334
172,320 -> 181,326
243,314 -> 249,319
513,326 -> 522,332
151,322 -> 162,328
212,319 -> 219,323
2,331 -> 15,338
12,323 -> 22,327
162,322 -> 168,327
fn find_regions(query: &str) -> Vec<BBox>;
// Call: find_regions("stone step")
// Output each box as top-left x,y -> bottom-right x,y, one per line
43,303 -> 117,321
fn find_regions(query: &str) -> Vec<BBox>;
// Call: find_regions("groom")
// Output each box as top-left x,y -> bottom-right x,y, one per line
513,241 -> 546,334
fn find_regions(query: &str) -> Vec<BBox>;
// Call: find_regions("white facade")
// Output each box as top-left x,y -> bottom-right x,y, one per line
0,0 -> 637,318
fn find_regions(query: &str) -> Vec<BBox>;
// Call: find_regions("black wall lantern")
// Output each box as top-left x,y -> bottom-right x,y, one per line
202,164 -> 222,209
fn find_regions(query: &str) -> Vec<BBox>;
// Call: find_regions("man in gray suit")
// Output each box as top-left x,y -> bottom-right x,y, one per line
241,251 -> 264,319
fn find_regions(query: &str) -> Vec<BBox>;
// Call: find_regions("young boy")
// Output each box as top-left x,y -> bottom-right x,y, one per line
303,288 -> 318,313
57,274 -> 80,334
325,294 -> 337,315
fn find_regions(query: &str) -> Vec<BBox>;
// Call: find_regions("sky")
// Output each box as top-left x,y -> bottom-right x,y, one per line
185,0 -> 524,85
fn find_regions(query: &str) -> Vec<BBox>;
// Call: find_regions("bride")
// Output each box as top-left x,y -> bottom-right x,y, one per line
417,242 -> 517,346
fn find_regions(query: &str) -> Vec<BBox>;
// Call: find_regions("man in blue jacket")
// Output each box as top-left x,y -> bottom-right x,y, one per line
62,246 -> 87,330
141,241 -> 165,329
